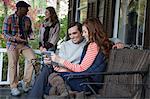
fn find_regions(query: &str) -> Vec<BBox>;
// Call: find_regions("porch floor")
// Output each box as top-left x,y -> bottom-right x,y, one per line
0,87 -> 29,99
0,87 -> 97,99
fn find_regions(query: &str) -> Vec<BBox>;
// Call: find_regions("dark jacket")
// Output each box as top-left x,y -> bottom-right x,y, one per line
61,43 -> 106,92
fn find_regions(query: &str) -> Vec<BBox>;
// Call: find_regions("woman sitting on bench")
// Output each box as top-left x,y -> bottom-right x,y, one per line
50,18 -> 111,93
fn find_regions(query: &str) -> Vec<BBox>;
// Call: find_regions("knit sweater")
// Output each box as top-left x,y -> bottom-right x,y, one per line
58,39 -> 86,65
39,20 -> 60,46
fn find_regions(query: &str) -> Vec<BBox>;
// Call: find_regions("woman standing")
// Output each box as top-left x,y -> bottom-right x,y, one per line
39,7 -> 60,52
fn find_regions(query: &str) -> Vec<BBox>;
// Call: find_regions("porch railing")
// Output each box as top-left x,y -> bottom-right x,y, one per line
0,48 -> 40,85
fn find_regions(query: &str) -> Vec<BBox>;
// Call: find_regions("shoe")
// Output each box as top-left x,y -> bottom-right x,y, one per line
20,80 -> 30,93
11,88 -> 21,96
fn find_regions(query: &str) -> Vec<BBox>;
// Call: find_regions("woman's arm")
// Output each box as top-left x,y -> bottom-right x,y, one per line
53,66 -> 71,72
48,23 -> 60,45
51,42 -> 99,72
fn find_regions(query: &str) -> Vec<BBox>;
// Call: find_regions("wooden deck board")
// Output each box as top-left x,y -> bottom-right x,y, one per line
0,88 -> 29,99
0,88 -> 97,99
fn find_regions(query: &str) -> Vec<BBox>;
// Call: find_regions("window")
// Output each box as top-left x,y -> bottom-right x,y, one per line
116,0 -> 147,46
76,0 -> 88,22
98,0 -> 105,23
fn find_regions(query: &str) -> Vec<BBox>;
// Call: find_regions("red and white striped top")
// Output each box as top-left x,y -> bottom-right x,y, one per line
63,42 -> 99,72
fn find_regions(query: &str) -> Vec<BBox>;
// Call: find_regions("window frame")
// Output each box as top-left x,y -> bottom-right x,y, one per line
75,0 -> 88,22
113,0 -> 147,47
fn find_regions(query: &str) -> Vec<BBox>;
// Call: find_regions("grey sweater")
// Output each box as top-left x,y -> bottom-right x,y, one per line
58,39 -> 86,65
39,21 -> 60,46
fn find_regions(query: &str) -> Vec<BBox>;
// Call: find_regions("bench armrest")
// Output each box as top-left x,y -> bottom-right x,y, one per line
64,70 -> 148,80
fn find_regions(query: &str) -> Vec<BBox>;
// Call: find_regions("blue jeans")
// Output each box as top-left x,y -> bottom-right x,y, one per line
28,67 -> 96,98
28,65 -> 53,98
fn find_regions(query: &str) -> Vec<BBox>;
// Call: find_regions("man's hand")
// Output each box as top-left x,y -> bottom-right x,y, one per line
112,42 -> 124,49
29,33 -> 35,40
40,46 -> 47,52
40,46 -> 44,52
51,54 -> 65,64
44,57 -> 51,65
15,36 -> 27,43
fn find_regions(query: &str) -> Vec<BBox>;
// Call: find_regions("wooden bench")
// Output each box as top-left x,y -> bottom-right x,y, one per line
63,49 -> 150,99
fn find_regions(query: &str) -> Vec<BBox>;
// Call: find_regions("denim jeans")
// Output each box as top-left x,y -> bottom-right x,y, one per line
28,65 -> 53,98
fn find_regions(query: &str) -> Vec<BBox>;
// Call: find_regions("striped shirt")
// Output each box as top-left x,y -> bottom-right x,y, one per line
2,13 -> 33,50
63,42 -> 99,72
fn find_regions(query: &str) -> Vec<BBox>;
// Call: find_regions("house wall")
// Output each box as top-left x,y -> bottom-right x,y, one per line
68,0 -> 150,48
144,0 -> 150,49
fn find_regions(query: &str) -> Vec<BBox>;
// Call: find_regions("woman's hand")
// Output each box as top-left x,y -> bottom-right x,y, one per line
53,66 -> 70,72
44,57 -> 51,65
51,54 -> 65,64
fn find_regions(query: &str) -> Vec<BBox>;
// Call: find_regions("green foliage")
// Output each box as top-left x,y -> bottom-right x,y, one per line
28,15 -> 45,49
60,16 -> 68,39
0,40 -> 6,48
0,1 -> 69,81
0,15 -> 6,48
0,15 -> 5,34
37,16 -> 45,22
35,15 -> 45,32
2,53 -> 8,81
29,38 -> 39,49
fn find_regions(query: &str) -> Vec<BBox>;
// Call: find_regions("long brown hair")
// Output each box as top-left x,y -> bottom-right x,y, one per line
46,6 -> 59,24
82,18 -> 111,57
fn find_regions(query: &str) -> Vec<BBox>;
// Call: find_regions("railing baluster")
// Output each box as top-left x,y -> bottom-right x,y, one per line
0,52 -> 3,83
0,48 -> 9,84
0,48 -> 40,85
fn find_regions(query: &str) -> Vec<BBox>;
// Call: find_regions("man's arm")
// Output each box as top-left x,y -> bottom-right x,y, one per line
109,38 -> 124,49
58,42 -> 66,58
2,16 -> 16,42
